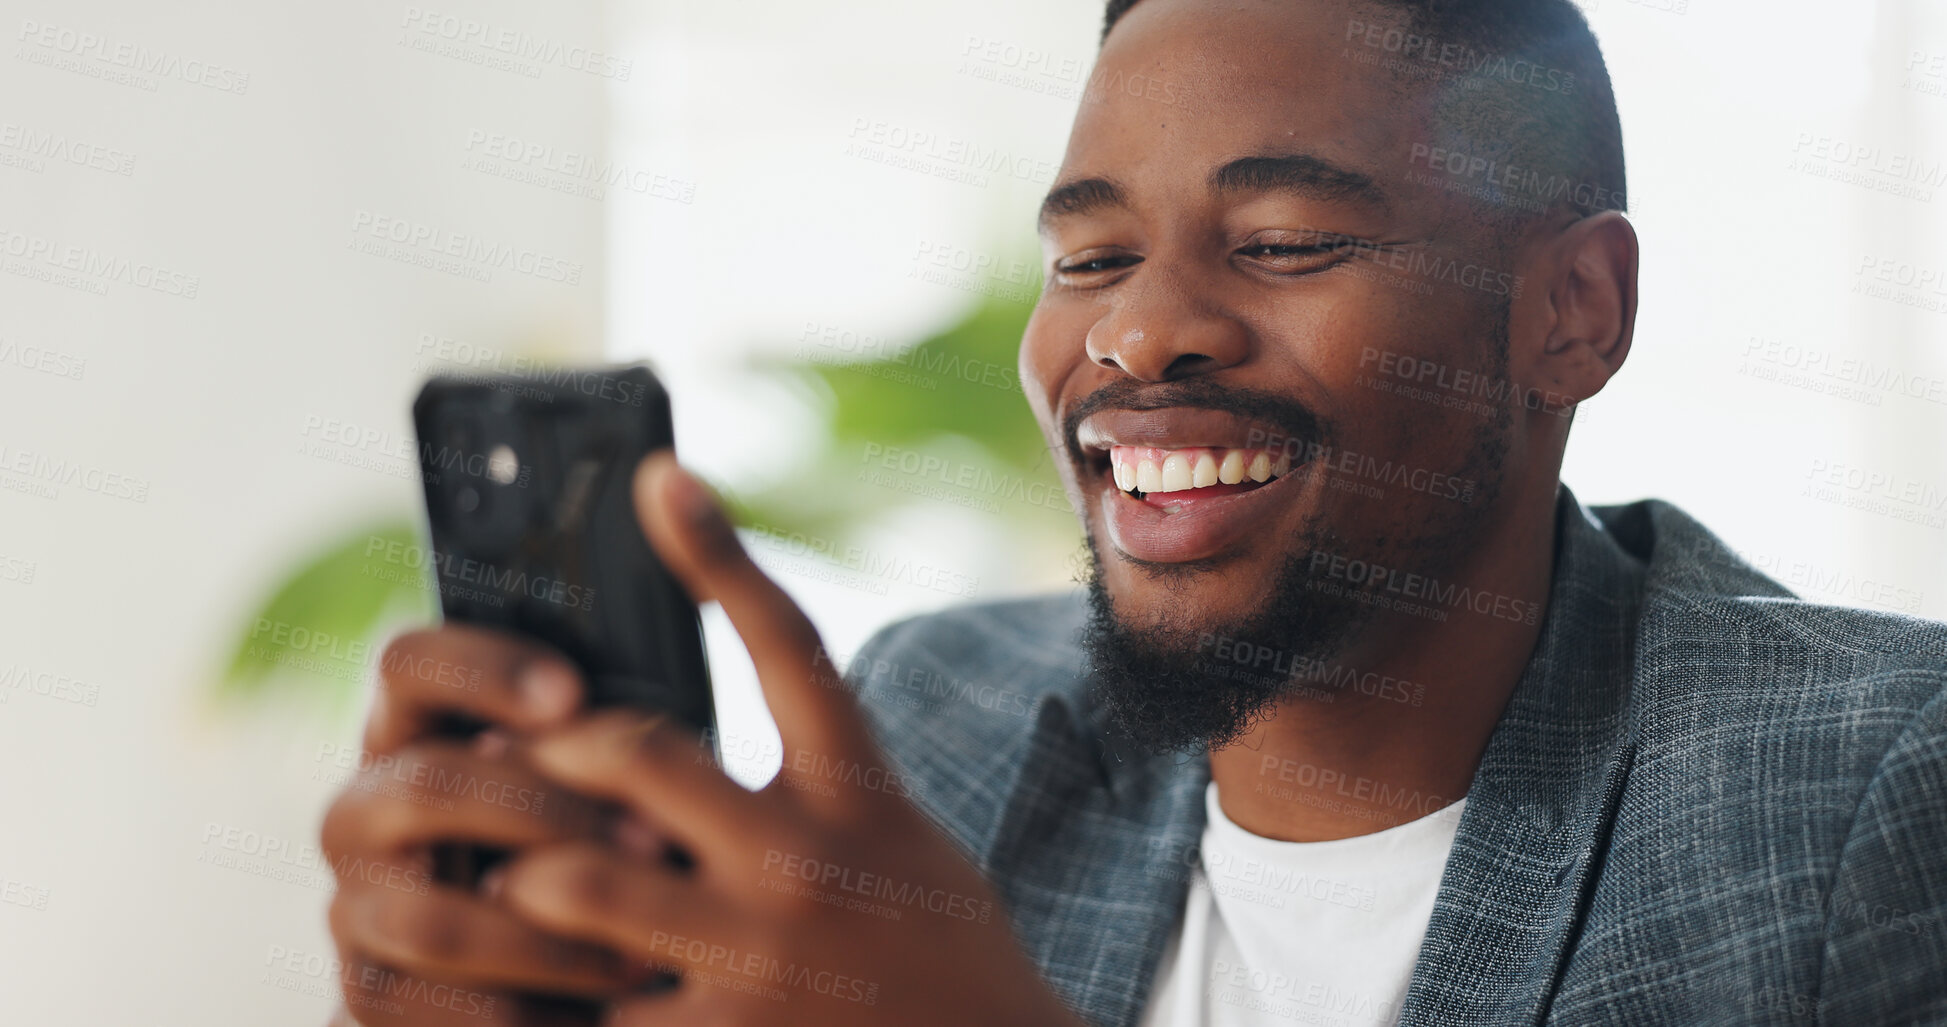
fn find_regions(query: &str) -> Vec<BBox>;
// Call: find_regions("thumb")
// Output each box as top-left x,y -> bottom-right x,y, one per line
631,452 -> 874,764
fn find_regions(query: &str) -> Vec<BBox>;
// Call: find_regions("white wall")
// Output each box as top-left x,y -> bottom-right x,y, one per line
1564,0 -> 1947,619
0,1 -> 610,1022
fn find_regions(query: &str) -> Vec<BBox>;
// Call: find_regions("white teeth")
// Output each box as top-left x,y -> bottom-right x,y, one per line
1248,452 -> 1272,483
1192,453 -> 1219,488
1111,446 -> 1294,495
1218,450 -> 1247,485
1161,453 -> 1193,492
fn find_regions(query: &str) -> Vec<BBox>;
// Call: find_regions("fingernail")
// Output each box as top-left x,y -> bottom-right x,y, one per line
519,661 -> 580,719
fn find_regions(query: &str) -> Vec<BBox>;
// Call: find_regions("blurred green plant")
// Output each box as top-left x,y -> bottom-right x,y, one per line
217,518 -> 435,712
728,293 -> 1067,539
216,290 -> 1071,710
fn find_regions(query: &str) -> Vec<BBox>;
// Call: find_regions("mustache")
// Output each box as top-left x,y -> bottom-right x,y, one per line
1061,378 -> 1332,467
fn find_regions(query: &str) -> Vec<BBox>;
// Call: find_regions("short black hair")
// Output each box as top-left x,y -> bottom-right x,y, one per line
1101,0 -> 1626,227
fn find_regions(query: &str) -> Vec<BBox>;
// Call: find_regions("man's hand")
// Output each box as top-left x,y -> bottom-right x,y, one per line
320,618 -> 650,1023
487,454 -> 1081,1026
322,453 -> 1082,1026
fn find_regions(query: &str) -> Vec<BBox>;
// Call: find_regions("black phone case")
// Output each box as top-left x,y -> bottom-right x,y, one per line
411,364 -> 717,917
410,364 -> 715,737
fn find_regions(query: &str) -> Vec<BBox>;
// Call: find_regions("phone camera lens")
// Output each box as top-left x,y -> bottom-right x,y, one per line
487,444 -> 520,485
456,486 -> 480,513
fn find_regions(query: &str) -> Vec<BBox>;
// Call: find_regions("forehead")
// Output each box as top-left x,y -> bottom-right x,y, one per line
1062,0 -> 1417,189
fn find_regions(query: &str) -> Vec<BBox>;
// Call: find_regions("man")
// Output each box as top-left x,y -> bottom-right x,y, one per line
322,0 -> 1947,1024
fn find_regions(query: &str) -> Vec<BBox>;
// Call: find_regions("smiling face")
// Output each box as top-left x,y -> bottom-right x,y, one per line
1025,0 -> 1560,750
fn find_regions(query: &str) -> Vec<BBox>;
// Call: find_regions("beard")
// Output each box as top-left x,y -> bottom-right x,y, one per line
1077,523 -> 1367,756
1075,308 -> 1515,758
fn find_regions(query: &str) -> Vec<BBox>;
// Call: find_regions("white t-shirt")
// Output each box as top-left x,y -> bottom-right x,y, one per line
1138,782 -> 1466,1027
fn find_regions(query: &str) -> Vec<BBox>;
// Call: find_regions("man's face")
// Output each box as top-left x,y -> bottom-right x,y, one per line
1023,0 -> 1528,749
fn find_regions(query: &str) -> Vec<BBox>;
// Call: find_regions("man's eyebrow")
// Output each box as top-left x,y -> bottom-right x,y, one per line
1038,177 -> 1127,233
1210,153 -> 1386,209
1038,155 -> 1386,233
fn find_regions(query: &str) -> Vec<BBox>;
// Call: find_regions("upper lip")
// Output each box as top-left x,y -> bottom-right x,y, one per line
1075,408 -> 1309,457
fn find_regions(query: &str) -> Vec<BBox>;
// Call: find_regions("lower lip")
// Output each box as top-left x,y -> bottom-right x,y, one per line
1098,466 -> 1306,563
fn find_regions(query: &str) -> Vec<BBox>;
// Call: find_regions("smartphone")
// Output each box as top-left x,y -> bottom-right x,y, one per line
411,363 -> 716,881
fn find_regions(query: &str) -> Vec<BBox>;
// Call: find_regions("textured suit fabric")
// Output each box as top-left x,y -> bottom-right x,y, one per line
845,488 -> 1947,1026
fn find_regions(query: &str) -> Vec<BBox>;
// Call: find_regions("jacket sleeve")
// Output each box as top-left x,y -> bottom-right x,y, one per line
1816,685 -> 1947,1023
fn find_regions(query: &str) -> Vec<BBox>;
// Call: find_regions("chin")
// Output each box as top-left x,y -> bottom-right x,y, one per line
1097,551 -> 1283,624
1077,526 -> 1367,755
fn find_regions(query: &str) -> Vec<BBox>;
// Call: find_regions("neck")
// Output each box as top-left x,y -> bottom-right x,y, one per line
1206,477 -> 1563,842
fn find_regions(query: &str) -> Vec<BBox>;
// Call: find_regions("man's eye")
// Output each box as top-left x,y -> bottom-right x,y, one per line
1056,254 -> 1141,275
1239,243 -> 1336,259
1235,241 -> 1351,275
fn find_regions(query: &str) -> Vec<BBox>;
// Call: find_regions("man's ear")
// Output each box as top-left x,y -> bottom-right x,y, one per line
1515,211 -> 1639,405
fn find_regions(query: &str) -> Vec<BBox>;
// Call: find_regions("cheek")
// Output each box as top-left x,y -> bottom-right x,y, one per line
1020,303 -> 1104,506
1019,304 -> 1088,427
1302,290 -> 1485,399
1293,289 -> 1411,373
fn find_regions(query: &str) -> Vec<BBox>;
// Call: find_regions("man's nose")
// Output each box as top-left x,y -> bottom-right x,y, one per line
1082,273 -> 1250,382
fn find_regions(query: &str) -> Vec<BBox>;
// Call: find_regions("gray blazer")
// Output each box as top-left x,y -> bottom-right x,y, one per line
846,489 -> 1947,1025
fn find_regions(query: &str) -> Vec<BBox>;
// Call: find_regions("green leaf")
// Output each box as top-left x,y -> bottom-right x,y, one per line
743,291 -> 1070,543
217,519 -> 433,713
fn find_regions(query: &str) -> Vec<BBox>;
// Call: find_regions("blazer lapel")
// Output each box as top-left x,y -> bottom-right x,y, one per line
975,490 -> 1643,1027
984,697 -> 1212,1027
1395,492 -> 1645,1026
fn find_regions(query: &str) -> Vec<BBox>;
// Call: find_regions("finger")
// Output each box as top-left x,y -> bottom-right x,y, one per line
333,949 -> 515,1026
331,882 -> 642,996
633,454 -> 876,763
335,983 -> 600,1027
366,624 -> 584,755
321,741 -> 606,860
603,988 -> 728,1027
498,840 -> 723,967
514,995 -> 610,1027
524,710 -> 771,867
331,945 -> 606,1027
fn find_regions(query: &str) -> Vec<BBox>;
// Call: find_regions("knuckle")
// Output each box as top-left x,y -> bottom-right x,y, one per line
344,746 -> 453,845
378,625 -> 519,705
376,747 -> 442,807
327,890 -> 360,943
523,846 -> 613,919
373,895 -> 465,964
319,795 -> 373,864
601,710 -> 689,777
358,796 -> 420,852
391,740 -> 441,774
336,950 -> 392,1004
558,856 -> 615,916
